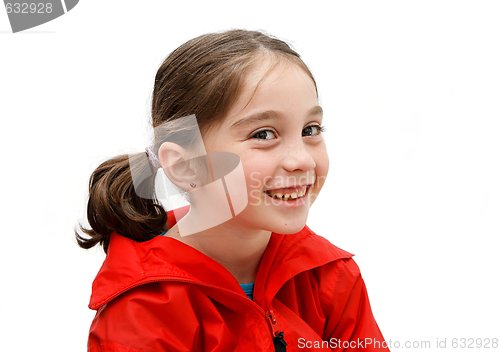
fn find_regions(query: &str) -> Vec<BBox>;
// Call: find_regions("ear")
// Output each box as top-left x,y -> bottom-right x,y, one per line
157,142 -> 198,191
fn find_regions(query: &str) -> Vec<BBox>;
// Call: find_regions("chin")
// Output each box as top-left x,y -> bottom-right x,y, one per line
272,225 -> 306,235
266,214 -> 309,235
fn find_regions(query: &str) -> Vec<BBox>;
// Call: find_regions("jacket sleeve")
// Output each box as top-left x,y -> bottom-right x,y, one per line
88,282 -> 205,352
320,259 -> 390,352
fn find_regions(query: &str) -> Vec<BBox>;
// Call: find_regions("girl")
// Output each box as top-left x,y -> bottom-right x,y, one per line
77,29 -> 390,351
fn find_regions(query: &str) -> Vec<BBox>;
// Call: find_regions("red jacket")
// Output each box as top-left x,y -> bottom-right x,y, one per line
88,211 -> 389,351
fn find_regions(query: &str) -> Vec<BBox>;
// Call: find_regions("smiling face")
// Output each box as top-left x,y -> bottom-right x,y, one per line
200,56 -> 329,234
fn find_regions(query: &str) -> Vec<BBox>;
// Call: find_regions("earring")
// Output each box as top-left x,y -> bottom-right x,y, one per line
189,182 -> 197,188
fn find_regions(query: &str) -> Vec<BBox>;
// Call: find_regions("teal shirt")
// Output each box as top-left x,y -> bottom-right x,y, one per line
240,282 -> 254,300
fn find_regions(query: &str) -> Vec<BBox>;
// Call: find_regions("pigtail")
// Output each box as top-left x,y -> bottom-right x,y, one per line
75,152 -> 166,253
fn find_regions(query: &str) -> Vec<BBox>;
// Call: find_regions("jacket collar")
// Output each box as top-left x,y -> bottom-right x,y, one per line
89,209 -> 353,310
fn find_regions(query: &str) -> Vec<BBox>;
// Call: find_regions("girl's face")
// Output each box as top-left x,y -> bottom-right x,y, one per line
201,58 -> 329,234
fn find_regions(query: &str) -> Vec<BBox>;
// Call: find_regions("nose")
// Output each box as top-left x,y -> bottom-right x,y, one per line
280,140 -> 316,172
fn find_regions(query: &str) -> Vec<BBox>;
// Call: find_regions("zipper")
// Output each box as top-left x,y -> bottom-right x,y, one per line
95,276 -> 287,350
266,309 -> 287,351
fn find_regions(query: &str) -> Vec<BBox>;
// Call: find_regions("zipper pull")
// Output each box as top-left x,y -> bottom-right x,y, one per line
273,331 -> 287,352
266,309 -> 287,351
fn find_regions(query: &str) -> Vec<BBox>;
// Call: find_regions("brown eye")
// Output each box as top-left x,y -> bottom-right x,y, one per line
251,129 -> 276,140
302,125 -> 325,137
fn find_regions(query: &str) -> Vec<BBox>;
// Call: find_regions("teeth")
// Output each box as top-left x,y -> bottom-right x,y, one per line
266,186 -> 308,200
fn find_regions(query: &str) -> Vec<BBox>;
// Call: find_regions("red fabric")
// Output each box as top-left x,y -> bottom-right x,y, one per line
87,210 -> 390,351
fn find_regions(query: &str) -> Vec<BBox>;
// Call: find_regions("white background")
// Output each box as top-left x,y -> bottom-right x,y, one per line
1,1 -> 499,351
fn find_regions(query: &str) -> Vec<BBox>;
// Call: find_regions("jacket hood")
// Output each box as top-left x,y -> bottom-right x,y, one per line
89,208 -> 353,310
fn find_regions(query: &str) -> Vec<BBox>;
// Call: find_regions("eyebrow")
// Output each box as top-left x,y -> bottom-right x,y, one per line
230,105 -> 323,129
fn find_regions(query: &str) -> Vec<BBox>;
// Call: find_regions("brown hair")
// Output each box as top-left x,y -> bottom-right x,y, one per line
75,29 -> 318,253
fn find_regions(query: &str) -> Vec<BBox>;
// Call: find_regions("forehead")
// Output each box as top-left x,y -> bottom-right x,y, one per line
222,58 -> 318,126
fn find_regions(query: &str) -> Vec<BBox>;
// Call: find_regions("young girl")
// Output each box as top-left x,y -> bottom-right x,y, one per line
77,29 -> 390,352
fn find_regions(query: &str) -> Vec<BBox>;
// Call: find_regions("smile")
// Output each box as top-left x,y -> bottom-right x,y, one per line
264,185 -> 311,201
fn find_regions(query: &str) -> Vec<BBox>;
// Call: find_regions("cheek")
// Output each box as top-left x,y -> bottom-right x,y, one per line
315,147 -> 330,188
241,155 -> 275,192
322,152 -> 330,177
240,159 -> 272,209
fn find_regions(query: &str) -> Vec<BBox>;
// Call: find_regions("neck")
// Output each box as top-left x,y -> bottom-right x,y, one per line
166,217 -> 271,284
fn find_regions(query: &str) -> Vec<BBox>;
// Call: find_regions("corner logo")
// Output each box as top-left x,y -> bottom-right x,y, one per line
3,0 -> 79,33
